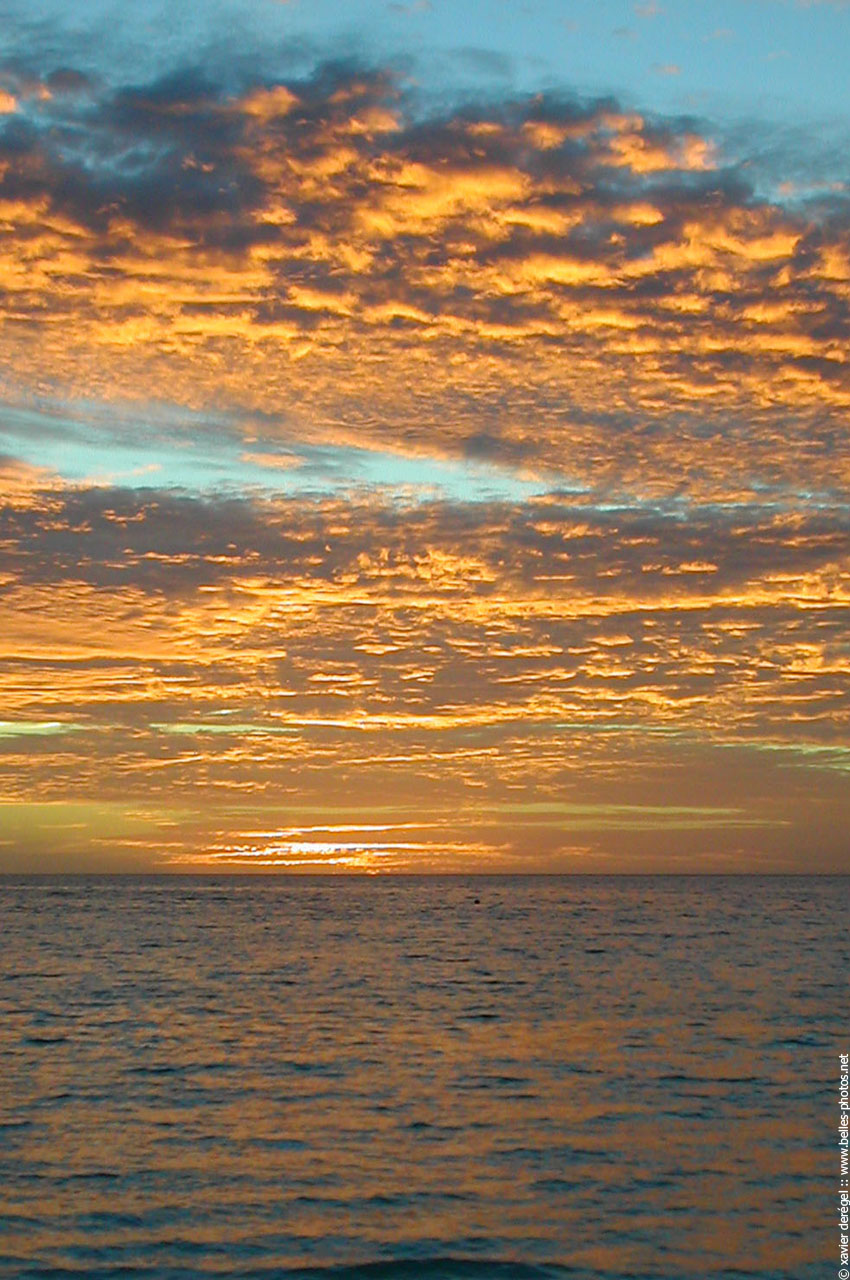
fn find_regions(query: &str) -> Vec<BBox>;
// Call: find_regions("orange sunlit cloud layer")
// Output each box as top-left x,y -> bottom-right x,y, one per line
1,58 -> 849,870
1,65 -> 849,488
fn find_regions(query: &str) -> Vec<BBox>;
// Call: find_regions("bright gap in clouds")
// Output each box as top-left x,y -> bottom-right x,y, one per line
0,400 -> 558,504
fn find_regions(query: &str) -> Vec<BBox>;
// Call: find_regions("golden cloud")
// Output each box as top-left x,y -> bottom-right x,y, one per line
0,66 -> 845,498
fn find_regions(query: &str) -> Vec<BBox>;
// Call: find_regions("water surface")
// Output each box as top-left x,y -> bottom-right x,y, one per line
0,875 -> 844,1278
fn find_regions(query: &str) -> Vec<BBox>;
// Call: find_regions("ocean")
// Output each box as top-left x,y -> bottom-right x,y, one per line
0,875 -> 844,1279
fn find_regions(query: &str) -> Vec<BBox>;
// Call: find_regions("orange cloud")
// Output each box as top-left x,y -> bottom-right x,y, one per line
1,65 -> 849,871
0,67 -> 846,500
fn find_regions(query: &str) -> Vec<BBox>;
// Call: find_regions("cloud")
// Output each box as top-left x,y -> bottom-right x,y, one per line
0,59 -> 846,507
0,53 -> 848,870
1,473 -> 847,868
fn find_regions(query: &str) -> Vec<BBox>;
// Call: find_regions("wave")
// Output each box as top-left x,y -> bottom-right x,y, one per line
11,1259 -> 574,1280
281,1263 -> 571,1280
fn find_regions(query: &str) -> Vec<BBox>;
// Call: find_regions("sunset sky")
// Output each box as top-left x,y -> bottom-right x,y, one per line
1,0 -> 848,872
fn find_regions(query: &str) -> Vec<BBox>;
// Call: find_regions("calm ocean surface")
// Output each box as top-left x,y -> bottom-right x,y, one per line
0,875 -> 845,1280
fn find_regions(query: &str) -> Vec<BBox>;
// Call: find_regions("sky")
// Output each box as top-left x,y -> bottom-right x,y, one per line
0,0 -> 849,873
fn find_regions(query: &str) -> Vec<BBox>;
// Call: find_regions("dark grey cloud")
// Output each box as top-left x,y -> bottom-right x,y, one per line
3,479 -> 849,599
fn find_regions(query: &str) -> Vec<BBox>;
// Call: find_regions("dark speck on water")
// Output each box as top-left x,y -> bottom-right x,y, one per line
0,874 -> 844,1279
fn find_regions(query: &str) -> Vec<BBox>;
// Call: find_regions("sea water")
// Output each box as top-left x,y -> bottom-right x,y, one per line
0,875 -> 845,1279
